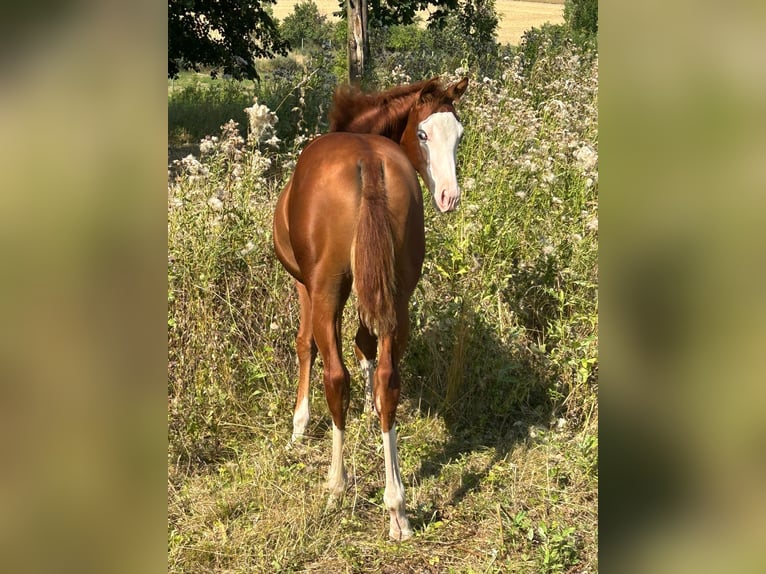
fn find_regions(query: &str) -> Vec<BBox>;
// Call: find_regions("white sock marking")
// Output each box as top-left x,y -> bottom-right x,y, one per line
291,396 -> 310,442
360,359 -> 374,412
382,427 -> 412,539
326,423 -> 347,496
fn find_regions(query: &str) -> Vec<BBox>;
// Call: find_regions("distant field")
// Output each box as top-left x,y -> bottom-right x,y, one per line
272,0 -> 565,46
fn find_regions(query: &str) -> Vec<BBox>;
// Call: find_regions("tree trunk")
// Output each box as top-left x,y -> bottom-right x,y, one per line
346,0 -> 370,84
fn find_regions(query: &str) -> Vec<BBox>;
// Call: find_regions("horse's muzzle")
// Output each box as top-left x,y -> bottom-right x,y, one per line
436,188 -> 460,213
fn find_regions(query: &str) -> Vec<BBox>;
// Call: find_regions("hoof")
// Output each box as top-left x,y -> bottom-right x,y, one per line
389,526 -> 414,541
325,471 -> 348,500
388,516 -> 413,541
285,433 -> 305,451
325,490 -> 345,510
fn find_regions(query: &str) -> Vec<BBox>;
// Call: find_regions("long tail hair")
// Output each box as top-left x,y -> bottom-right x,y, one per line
352,159 -> 397,336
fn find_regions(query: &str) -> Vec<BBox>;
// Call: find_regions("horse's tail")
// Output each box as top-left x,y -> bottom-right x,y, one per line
352,159 -> 397,336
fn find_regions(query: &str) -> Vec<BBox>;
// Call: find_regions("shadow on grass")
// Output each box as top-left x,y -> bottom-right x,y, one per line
401,296 -> 558,515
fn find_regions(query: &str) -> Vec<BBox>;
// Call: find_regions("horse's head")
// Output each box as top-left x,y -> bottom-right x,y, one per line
402,77 -> 468,213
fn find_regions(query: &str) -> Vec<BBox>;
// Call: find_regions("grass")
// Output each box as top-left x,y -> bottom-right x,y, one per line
168,26 -> 597,573
168,78 -> 256,147
169,415 -> 596,572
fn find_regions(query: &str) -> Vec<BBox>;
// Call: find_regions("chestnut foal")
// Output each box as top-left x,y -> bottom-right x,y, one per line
273,77 -> 467,540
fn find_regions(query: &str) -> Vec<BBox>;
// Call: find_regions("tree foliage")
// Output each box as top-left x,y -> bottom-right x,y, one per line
279,1 -> 333,51
335,0 -> 458,28
168,0 -> 288,80
564,0 -> 598,37
452,0 -> 498,45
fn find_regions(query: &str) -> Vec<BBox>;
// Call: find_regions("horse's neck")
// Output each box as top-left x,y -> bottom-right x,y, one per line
349,103 -> 412,142
368,81 -> 427,140
398,119 -> 425,182
330,83 -> 426,141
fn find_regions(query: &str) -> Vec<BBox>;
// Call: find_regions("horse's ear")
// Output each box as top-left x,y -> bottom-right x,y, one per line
446,77 -> 468,102
418,77 -> 442,104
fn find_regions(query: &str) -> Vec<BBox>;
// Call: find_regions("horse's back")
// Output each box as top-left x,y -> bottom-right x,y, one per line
274,133 -> 423,289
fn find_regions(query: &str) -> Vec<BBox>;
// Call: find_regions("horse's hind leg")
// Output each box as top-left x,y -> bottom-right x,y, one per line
290,281 -> 316,444
374,301 -> 413,540
354,321 -> 377,412
311,284 -> 351,498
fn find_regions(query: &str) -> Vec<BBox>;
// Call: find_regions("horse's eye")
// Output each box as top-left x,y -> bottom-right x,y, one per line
417,130 -> 428,142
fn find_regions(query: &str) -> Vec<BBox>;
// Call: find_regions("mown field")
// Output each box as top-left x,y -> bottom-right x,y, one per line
271,0 -> 565,46
168,20 -> 597,573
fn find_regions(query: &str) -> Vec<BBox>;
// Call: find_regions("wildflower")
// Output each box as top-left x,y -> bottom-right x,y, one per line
515,191 -> 527,199
239,241 -> 255,256
265,135 -> 281,148
521,158 -> 539,173
572,233 -> 583,242
552,196 -> 563,205
178,154 -> 209,183
547,99 -> 566,111
573,145 -> 598,172
586,215 -> 598,232
207,196 -> 223,211
293,134 -> 308,147
181,154 -> 204,173
244,100 -> 278,142
463,177 -> 475,191
542,244 -> 555,256
199,137 -> 216,155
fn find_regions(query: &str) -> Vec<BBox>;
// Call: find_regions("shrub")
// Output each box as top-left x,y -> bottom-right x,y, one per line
279,0 -> 334,52
517,23 -> 570,75
565,0 -> 598,44
255,50 -> 338,146
168,80 -> 255,146
385,24 -> 427,53
368,0 -> 502,86
454,0 -> 499,48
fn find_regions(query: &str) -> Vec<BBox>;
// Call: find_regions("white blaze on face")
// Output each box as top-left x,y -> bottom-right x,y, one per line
417,111 -> 464,213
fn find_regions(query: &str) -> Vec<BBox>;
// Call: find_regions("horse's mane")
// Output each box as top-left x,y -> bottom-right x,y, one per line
328,79 -> 440,140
